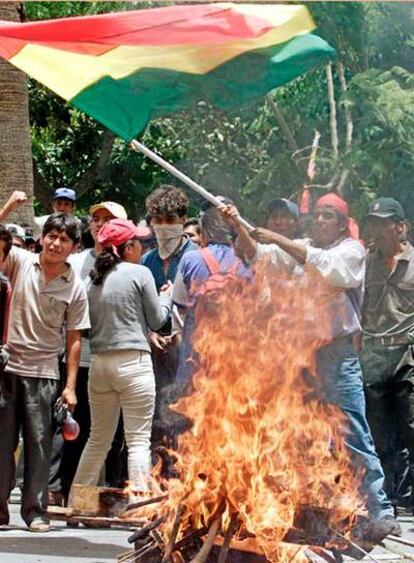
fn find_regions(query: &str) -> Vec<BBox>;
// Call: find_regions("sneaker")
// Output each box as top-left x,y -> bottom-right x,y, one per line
379,514 -> 402,537
28,518 -> 50,533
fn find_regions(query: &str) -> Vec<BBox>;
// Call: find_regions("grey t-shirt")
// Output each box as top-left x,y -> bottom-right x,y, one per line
88,262 -> 171,354
4,247 -> 90,379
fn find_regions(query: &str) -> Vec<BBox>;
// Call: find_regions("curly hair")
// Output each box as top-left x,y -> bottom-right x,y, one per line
145,184 -> 189,220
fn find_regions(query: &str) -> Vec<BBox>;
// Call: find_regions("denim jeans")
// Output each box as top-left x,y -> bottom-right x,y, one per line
316,337 -> 394,518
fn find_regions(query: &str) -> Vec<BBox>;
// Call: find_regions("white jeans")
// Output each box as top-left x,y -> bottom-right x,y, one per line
73,350 -> 155,490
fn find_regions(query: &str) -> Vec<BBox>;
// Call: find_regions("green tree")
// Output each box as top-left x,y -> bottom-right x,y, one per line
25,2 -> 414,223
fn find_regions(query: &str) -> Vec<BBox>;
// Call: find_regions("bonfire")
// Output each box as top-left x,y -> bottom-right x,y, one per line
120,266 -> 377,562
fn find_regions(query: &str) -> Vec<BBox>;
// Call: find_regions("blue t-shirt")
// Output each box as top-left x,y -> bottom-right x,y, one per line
140,237 -> 198,292
172,243 -> 250,307
173,243 -> 250,386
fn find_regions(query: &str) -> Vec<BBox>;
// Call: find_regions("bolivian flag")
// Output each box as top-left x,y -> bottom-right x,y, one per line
0,4 -> 334,142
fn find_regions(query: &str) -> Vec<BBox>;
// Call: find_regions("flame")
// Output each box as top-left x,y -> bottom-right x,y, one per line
158,265 -> 365,561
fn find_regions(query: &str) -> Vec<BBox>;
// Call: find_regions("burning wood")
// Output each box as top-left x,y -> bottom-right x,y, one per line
118,268 -> 396,562
116,498 -> 399,563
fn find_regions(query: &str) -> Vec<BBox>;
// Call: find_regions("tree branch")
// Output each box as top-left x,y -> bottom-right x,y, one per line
337,62 -> 353,148
326,63 -> 339,158
266,95 -> 299,153
336,62 -> 354,196
76,130 -> 115,198
32,159 -> 52,212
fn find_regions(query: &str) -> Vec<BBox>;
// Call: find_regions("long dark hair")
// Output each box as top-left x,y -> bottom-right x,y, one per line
89,241 -> 133,285
90,247 -> 120,285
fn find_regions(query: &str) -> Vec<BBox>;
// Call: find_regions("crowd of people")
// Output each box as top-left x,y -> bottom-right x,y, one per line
0,184 -> 412,539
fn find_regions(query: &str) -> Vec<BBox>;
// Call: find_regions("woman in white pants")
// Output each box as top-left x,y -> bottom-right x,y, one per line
72,218 -> 171,491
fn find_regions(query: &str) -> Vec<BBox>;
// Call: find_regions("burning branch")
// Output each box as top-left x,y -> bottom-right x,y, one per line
188,515 -> 222,563
162,504 -> 185,563
125,494 -> 168,512
217,513 -> 239,563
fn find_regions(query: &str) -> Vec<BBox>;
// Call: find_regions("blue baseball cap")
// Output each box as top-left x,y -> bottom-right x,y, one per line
53,187 -> 76,202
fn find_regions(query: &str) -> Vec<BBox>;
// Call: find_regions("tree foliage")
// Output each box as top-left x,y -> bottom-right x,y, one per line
25,2 -> 414,222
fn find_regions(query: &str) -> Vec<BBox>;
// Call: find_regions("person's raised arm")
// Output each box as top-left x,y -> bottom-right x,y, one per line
252,229 -> 307,265
0,191 -> 28,222
219,204 -> 257,261
219,204 -> 304,270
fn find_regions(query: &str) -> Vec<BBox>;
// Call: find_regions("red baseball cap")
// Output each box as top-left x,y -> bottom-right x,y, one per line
315,193 -> 349,219
98,218 -> 151,247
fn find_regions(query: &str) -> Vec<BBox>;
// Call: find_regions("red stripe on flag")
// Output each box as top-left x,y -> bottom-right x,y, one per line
0,4 -> 275,56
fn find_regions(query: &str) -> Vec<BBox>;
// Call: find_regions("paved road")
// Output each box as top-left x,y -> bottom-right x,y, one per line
2,493 -> 414,562
0,493 -> 132,563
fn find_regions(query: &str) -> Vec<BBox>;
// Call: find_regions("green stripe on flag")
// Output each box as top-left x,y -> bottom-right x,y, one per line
72,33 -> 334,141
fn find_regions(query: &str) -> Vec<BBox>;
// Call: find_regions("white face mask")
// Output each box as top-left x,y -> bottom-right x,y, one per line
152,224 -> 184,259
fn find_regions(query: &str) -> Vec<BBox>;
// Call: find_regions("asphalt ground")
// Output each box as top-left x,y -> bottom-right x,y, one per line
0,490 -> 132,563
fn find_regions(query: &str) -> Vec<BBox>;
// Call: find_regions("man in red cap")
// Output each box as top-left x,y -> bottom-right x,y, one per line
220,193 -> 400,536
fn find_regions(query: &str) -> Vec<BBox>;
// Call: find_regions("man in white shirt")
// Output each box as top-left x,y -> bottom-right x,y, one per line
221,193 -> 400,536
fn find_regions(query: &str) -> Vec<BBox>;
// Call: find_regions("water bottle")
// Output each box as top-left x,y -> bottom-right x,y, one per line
62,410 -> 80,441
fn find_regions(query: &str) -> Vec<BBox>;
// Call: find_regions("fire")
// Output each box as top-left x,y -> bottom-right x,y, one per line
157,265 -> 365,561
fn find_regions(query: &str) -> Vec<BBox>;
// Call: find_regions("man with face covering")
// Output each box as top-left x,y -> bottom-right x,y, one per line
141,185 -> 197,447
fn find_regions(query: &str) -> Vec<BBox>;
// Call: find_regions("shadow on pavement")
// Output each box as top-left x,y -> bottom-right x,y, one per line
0,536 -> 124,558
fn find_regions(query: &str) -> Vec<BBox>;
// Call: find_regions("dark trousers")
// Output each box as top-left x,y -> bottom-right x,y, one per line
361,341 -> 414,507
49,366 -> 91,499
0,372 -> 58,525
151,341 -> 180,448
365,365 -> 414,507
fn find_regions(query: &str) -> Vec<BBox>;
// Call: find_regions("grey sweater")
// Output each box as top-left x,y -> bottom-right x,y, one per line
88,262 -> 171,354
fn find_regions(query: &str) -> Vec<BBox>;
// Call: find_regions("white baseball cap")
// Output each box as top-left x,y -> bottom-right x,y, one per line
89,201 -> 127,220
6,223 -> 26,241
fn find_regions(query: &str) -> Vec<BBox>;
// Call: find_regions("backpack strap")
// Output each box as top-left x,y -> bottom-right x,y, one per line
229,259 -> 241,275
199,247 -> 221,275
199,247 -> 241,276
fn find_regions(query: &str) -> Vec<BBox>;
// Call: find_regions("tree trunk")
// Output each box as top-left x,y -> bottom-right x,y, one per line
0,2 -> 34,226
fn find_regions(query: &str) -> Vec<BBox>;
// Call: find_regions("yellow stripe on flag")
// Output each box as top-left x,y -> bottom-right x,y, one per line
10,4 -> 315,101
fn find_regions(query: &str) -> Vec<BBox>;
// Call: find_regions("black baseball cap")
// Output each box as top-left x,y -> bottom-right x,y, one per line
268,198 -> 299,221
367,197 -> 405,221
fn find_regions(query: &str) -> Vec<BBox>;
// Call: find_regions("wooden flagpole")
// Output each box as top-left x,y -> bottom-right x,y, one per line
130,139 -> 254,231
